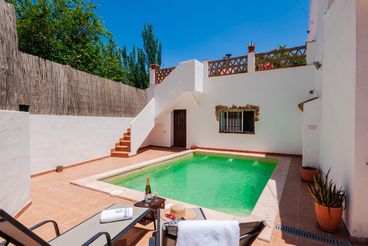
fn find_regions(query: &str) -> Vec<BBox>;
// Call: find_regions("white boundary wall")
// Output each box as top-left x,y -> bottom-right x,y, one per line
302,99 -> 321,167
148,65 -> 316,154
309,0 -> 368,238
30,115 -> 132,174
0,110 -> 30,215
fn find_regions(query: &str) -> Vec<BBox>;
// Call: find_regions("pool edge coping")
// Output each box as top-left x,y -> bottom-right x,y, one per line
70,149 -> 291,242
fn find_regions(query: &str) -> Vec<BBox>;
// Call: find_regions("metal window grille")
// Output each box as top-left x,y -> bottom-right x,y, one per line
219,110 -> 255,133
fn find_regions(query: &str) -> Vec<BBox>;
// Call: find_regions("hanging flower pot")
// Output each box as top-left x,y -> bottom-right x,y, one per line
300,166 -> 319,182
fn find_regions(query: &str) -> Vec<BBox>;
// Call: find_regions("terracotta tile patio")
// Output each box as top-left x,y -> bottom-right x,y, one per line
17,147 -> 352,245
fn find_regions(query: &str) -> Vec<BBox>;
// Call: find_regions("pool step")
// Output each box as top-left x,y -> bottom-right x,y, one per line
111,127 -> 131,158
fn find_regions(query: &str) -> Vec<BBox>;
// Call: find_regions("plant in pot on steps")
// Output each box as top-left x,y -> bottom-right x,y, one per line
308,169 -> 346,232
300,165 -> 319,182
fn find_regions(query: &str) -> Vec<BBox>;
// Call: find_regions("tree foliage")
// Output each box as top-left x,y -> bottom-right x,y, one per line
142,24 -> 162,67
5,0 -> 163,88
122,46 -> 147,89
123,24 -> 162,89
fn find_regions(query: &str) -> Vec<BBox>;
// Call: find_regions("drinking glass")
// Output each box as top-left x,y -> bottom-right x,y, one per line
151,178 -> 159,202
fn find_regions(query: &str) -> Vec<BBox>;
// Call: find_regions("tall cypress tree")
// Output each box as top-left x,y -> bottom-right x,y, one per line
123,24 -> 162,89
142,24 -> 162,67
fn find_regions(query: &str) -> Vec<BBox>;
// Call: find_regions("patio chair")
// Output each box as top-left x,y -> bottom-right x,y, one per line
0,203 -> 156,246
149,209 -> 266,246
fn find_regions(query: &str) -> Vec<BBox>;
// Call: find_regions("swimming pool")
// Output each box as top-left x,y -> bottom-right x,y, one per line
106,152 -> 277,216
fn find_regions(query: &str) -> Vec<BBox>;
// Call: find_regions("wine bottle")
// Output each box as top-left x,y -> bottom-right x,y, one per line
145,176 -> 152,204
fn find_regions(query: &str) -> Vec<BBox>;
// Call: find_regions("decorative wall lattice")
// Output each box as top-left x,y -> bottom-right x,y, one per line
208,55 -> 248,77
155,67 -> 175,84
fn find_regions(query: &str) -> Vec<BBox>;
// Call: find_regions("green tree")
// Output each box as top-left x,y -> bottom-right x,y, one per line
142,24 -> 162,67
123,24 -> 162,89
5,0 -> 164,88
6,0 -> 128,84
122,46 -> 148,89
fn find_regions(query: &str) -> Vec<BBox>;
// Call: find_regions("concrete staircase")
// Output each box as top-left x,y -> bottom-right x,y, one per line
110,60 -> 204,158
111,128 -> 131,157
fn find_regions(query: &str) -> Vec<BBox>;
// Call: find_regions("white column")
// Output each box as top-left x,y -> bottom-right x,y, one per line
247,52 -> 256,73
306,41 -> 317,65
202,60 -> 209,78
149,67 -> 156,85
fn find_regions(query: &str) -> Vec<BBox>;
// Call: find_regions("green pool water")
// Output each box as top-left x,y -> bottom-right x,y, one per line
110,153 -> 277,216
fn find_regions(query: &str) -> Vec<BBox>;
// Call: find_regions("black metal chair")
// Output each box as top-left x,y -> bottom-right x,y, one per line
0,203 -> 155,246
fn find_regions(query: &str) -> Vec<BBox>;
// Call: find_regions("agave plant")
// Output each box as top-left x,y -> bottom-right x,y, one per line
308,169 -> 346,208
248,41 -> 256,47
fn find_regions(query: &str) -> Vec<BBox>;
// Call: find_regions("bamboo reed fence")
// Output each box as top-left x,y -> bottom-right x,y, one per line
0,0 -> 147,117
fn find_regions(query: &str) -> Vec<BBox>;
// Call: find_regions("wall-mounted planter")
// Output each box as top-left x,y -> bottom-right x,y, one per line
300,166 -> 319,182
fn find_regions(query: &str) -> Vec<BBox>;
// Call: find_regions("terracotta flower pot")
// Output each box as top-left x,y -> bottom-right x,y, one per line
300,166 -> 318,182
150,64 -> 159,70
248,46 -> 255,53
314,201 -> 343,232
56,166 -> 64,172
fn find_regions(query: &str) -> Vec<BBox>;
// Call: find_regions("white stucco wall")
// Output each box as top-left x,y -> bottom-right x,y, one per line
30,115 -> 132,174
149,65 -> 316,154
318,0 -> 356,232
153,60 -> 203,118
302,99 -> 321,167
147,112 -> 172,147
130,99 -> 155,154
316,0 -> 368,238
352,0 -> 368,237
0,110 -> 30,215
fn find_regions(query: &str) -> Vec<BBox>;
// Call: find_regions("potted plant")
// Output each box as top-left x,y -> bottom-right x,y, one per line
150,60 -> 160,70
56,165 -> 64,172
248,41 -> 256,52
300,165 -> 319,182
308,169 -> 346,232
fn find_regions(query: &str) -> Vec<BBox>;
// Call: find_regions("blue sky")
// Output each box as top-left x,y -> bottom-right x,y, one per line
94,0 -> 310,67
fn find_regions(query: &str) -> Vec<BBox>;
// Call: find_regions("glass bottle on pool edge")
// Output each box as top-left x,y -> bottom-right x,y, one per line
145,176 -> 152,204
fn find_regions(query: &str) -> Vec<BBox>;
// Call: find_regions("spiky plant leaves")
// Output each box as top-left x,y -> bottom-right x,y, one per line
308,169 -> 346,208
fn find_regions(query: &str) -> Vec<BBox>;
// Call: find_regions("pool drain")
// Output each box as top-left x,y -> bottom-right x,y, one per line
274,224 -> 351,246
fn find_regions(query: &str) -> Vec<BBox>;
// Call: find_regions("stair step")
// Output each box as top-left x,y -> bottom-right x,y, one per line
124,132 -> 131,137
120,140 -> 131,146
122,135 -> 131,141
111,151 -> 129,158
114,145 -> 130,152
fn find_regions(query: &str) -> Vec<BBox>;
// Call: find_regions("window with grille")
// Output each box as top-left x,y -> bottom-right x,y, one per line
219,110 -> 255,134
